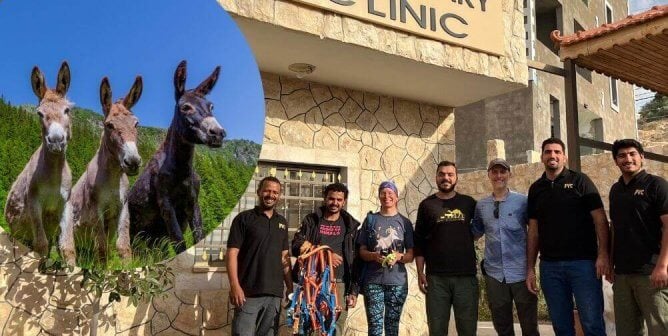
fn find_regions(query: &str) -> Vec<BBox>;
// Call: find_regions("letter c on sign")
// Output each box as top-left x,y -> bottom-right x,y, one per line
331,0 -> 356,5
440,13 -> 468,38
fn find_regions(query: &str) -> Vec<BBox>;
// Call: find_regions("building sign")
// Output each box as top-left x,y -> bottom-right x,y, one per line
291,0 -> 504,56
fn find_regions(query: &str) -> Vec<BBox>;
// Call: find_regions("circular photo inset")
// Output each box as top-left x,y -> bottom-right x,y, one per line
0,0 -> 264,269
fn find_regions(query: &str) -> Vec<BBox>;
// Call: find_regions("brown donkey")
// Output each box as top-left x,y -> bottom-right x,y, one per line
4,62 -> 73,257
128,60 -> 225,253
60,77 -> 143,265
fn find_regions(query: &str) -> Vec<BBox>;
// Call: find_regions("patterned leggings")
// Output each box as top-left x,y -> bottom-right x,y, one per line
362,284 -> 408,336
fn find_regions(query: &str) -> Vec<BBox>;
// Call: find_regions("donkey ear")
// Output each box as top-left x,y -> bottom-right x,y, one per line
56,61 -> 71,96
100,77 -> 112,117
174,60 -> 187,100
194,66 -> 220,96
31,66 -> 47,100
123,76 -> 143,110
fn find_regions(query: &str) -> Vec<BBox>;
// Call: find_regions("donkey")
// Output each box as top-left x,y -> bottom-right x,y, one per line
128,60 -> 225,253
4,62 -> 73,257
60,77 -> 143,265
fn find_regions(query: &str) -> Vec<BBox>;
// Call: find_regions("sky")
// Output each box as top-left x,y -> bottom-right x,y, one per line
630,0 -> 666,13
0,0 -> 265,143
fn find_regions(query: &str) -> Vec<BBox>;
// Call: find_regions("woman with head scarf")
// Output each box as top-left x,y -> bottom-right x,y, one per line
357,181 -> 415,336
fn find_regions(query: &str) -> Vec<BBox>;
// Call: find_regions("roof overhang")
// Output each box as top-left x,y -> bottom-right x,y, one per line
233,16 -> 525,108
551,5 -> 668,94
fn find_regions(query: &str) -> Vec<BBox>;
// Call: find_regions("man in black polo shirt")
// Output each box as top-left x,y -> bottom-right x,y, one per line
608,139 -> 668,336
415,160 -> 478,336
526,137 -> 609,336
226,176 -> 292,336
292,182 -> 361,335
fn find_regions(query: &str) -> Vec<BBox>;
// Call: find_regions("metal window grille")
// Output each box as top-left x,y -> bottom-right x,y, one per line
192,162 -> 341,271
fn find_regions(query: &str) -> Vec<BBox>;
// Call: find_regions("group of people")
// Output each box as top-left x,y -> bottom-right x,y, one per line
225,137 -> 667,336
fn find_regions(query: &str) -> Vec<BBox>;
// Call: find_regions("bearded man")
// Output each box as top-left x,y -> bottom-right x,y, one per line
414,160 -> 478,336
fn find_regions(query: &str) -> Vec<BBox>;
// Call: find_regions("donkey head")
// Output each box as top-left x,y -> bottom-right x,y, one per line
172,60 -> 226,147
31,61 -> 73,154
100,76 -> 143,176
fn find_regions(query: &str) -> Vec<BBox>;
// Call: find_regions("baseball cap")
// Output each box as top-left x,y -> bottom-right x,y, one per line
487,158 -> 510,171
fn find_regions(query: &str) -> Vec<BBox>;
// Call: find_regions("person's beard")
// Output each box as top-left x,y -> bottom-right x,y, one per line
437,181 -> 456,194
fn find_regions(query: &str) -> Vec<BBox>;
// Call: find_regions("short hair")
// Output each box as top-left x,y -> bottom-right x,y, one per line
323,182 -> 349,200
541,137 -> 566,153
437,160 -> 457,174
612,139 -> 644,159
257,176 -> 281,193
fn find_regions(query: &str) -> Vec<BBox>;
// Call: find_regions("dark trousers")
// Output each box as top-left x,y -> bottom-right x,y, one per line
613,274 -> 668,336
485,275 -> 540,336
426,274 -> 479,336
232,296 -> 281,336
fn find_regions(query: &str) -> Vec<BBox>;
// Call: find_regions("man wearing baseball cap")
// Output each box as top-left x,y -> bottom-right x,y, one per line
472,159 -> 539,336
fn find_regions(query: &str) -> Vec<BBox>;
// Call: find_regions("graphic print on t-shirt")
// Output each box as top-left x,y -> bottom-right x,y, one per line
319,223 -> 342,236
375,225 -> 402,251
437,208 -> 465,222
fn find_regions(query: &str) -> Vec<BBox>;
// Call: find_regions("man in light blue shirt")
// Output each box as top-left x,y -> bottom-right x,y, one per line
472,158 -> 539,336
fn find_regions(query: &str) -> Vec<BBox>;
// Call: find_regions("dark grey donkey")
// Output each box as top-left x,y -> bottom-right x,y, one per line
128,60 -> 225,252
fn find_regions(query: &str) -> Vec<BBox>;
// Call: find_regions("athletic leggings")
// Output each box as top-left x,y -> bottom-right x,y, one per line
362,283 -> 408,336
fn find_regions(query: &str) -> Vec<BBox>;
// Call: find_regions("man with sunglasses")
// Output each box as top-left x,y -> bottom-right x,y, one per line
472,158 -> 539,336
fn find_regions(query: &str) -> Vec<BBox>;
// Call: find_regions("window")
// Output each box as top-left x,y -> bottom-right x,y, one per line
605,3 -> 614,24
193,162 -> 342,271
550,96 -> 561,138
610,78 -> 619,110
574,20 -> 592,82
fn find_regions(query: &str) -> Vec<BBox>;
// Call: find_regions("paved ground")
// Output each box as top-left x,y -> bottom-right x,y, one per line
476,321 -> 555,335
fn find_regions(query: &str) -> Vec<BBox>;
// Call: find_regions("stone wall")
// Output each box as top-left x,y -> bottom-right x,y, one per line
261,72 -> 455,222
455,87 -> 534,169
217,0 -> 528,86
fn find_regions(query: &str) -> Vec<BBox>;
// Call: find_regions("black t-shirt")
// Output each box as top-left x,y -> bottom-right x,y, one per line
528,169 -> 604,261
610,170 -> 668,275
319,217 -> 345,280
227,207 -> 289,297
415,193 -> 477,275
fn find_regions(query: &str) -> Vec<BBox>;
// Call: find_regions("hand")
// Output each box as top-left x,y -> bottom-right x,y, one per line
375,252 -> 385,264
595,254 -> 610,279
331,252 -> 343,268
605,270 -> 615,284
418,273 -> 428,294
650,265 -> 668,288
230,284 -> 246,307
526,269 -> 539,295
346,295 -> 357,308
387,252 -> 403,267
299,241 -> 313,255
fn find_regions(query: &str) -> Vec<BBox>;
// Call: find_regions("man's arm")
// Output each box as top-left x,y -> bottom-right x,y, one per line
526,218 -> 539,295
282,250 -> 293,297
226,247 -> 245,307
650,214 -> 668,288
591,207 -> 610,279
471,205 -> 484,241
291,215 -> 312,256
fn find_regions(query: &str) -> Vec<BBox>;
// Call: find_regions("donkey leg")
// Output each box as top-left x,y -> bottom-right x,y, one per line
30,204 -> 49,257
58,203 -> 76,266
116,203 -> 132,260
190,202 -> 204,243
157,195 -> 185,253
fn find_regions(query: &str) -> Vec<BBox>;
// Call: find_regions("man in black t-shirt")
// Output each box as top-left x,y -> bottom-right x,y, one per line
608,139 -> 668,336
226,176 -> 292,336
526,138 -> 609,336
292,182 -> 361,335
415,160 -> 478,336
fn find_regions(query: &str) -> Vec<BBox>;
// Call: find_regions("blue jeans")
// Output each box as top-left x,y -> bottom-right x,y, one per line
540,260 -> 605,336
